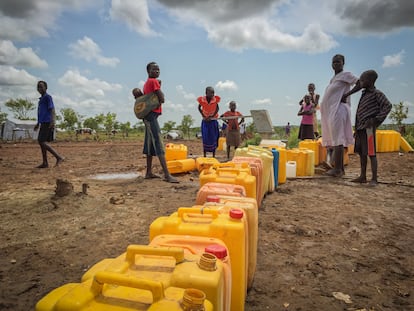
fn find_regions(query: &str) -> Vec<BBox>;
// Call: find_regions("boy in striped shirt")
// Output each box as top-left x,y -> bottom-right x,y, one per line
344,70 -> 392,186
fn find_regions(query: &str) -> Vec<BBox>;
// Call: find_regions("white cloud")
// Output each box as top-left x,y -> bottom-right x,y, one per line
176,85 -> 196,100
0,65 -> 38,86
215,80 -> 238,91
109,0 -> 158,37
252,98 -> 272,106
58,69 -> 122,99
0,40 -> 48,68
69,36 -> 120,67
382,50 -> 405,68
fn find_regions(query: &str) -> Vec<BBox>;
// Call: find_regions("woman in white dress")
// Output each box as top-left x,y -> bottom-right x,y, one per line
320,54 -> 361,177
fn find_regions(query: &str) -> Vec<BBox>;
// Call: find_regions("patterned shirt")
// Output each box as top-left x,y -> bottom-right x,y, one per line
355,87 -> 392,130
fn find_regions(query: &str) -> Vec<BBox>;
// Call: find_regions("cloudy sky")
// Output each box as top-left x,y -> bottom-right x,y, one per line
1,0 -> 413,127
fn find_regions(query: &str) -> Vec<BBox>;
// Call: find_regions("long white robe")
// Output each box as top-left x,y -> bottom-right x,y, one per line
320,71 -> 358,147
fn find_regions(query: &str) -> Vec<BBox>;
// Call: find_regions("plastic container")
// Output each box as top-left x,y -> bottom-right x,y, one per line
274,147 -> 287,185
36,271 -> 214,311
150,208 -> 247,311
317,138 -> 327,164
195,157 -> 220,172
165,143 -> 188,161
286,161 -> 297,178
234,147 -> 275,194
400,136 -> 414,152
167,158 -> 196,174
232,156 -> 264,204
204,194 -> 258,290
299,139 -> 319,166
81,245 -> 225,311
299,148 -> 315,176
196,182 -> 246,204
217,137 -> 226,151
199,169 -> 256,201
149,234 -> 232,311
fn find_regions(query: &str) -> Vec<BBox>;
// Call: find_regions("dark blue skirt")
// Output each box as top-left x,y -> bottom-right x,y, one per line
201,120 -> 219,152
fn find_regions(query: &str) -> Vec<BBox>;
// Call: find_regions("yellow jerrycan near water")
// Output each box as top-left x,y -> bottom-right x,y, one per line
36,271 -> 213,311
150,207 -> 248,311
165,143 -> 188,161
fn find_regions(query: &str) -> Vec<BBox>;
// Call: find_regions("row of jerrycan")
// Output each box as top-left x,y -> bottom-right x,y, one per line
36,194 -> 258,311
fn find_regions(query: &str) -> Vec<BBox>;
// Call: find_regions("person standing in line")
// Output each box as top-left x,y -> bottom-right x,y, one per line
221,101 -> 244,160
298,95 -> 315,140
198,86 -> 220,157
141,62 -> 178,183
285,122 -> 291,138
320,54 -> 360,177
299,83 -> 320,138
343,70 -> 392,186
34,81 -> 64,168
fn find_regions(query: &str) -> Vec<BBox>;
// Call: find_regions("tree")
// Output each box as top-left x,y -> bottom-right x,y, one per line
60,108 -> 80,131
162,121 -> 176,133
83,117 -> 99,131
119,121 -> 131,137
179,114 -> 194,139
0,107 -> 7,124
389,101 -> 408,127
103,112 -> 117,135
4,98 -> 36,120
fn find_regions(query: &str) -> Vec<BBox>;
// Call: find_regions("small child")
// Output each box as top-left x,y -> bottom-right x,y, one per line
132,87 -> 143,99
221,101 -> 244,159
345,70 -> 392,186
297,95 -> 315,140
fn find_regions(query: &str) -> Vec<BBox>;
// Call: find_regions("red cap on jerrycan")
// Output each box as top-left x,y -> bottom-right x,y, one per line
206,195 -> 220,203
229,208 -> 243,219
205,244 -> 228,260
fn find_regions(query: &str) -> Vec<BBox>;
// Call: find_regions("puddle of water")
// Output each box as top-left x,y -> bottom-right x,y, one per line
90,172 -> 140,180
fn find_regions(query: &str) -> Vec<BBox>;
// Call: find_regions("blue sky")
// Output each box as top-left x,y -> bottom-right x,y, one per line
1,0 -> 414,128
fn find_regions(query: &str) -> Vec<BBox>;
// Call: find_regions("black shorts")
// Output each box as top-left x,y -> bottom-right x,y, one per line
354,129 -> 376,156
38,123 -> 55,142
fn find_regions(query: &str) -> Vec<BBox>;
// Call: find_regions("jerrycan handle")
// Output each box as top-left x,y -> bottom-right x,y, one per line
126,245 -> 184,264
177,207 -> 219,219
91,271 -> 164,302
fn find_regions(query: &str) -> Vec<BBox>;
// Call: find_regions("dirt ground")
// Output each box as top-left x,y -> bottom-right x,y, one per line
0,138 -> 413,311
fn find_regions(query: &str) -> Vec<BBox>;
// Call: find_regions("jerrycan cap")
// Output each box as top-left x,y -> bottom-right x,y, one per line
205,244 -> 228,259
229,208 -> 243,219
206,195 -> 220,203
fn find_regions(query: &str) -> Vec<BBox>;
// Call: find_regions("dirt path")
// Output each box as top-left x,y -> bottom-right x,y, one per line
0,140 -> 413,310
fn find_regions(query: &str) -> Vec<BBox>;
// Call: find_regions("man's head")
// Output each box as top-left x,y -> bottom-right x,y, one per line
37,81 -> 47,95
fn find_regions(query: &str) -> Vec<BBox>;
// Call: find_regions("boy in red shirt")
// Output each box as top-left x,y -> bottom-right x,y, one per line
142,62 -> 178,183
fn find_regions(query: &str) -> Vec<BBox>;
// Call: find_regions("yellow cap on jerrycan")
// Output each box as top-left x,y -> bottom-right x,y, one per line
205,194 -> 258,291
150,207 -> 247,311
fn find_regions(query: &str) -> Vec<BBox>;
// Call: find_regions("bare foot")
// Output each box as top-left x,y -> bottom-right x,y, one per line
351,176 -> 367,183
163,176 -> 179,183
144,173 -> 161,179
36,163 -> 48,169
55,158 -> 64,167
